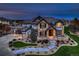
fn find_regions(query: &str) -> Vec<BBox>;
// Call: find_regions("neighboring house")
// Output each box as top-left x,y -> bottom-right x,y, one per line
0,20 -> 11,36
69,19 -> 79,35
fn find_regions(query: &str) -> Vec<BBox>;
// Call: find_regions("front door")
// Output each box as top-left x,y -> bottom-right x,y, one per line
48,29 -> 54,39
49,29 -> 53,36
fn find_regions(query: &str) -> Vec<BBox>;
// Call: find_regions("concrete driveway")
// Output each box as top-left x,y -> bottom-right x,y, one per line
0,34 -> 15,56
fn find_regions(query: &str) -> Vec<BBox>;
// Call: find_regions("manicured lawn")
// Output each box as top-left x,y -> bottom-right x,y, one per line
12,41 -> 37,48
51,26 -> 79,56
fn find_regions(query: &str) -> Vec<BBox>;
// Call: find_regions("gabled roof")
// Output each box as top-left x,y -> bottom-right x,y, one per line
33,16 -> 58,23
46,26 -> 56,32
32,16 -> 44,22
35,17 -> 56,30
43,17 -> 57,23
33,16 -> 55,25
21,26 -> 32,32
36,18 -> 50,25
32,16 -> 65,26
54,20 -> 64,25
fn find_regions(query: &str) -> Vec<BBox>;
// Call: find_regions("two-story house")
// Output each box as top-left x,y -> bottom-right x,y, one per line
32,16 -> 64,41
13,16 -> 65,42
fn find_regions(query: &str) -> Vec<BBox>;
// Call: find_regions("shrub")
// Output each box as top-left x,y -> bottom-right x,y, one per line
13,39 -> 16,41
9,44 -> 12,47
11,48 -> 15,51
9,41 -> 13,44
17,54 -> 21,56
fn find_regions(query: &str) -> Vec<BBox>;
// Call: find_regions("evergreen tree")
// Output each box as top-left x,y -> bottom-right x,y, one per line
31,28 -> 37,43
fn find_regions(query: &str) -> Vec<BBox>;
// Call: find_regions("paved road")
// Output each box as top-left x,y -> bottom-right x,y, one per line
0,34 -> 15,56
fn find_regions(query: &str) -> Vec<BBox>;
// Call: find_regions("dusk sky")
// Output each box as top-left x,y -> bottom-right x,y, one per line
0,3 -> 79,20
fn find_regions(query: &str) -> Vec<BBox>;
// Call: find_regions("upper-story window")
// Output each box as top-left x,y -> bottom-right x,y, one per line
40,23 -> 46,28
56,22 -> 63,27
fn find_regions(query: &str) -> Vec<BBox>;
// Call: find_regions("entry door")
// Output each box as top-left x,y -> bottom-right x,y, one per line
49,29 -> 53,36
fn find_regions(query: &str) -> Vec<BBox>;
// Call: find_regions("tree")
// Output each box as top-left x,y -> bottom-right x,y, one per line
69,18 -> 79,33
73,18 -> 79,25
9,41 -> 13,44
13,39 -> 16,41
30,28 -> 37,43
74,17 -> 78,21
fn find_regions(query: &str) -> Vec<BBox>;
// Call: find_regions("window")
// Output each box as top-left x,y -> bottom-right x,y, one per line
49,29 -> 53,36
44,23 -> 46,28
57,30 -> 62,36
56,22 -> 62,27
40,23 -> 46,28
39,31 -> 43,37
39,31 -> 46,37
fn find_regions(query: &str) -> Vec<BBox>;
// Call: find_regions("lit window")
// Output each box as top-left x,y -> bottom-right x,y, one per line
49,29 -> 53,36
56,22 -> 62,27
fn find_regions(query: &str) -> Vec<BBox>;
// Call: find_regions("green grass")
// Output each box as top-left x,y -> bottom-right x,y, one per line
12,41 -> 37,48
51,26 -> 79,56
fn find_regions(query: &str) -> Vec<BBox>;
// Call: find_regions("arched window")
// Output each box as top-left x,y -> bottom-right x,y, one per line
56,22 -> 62,27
